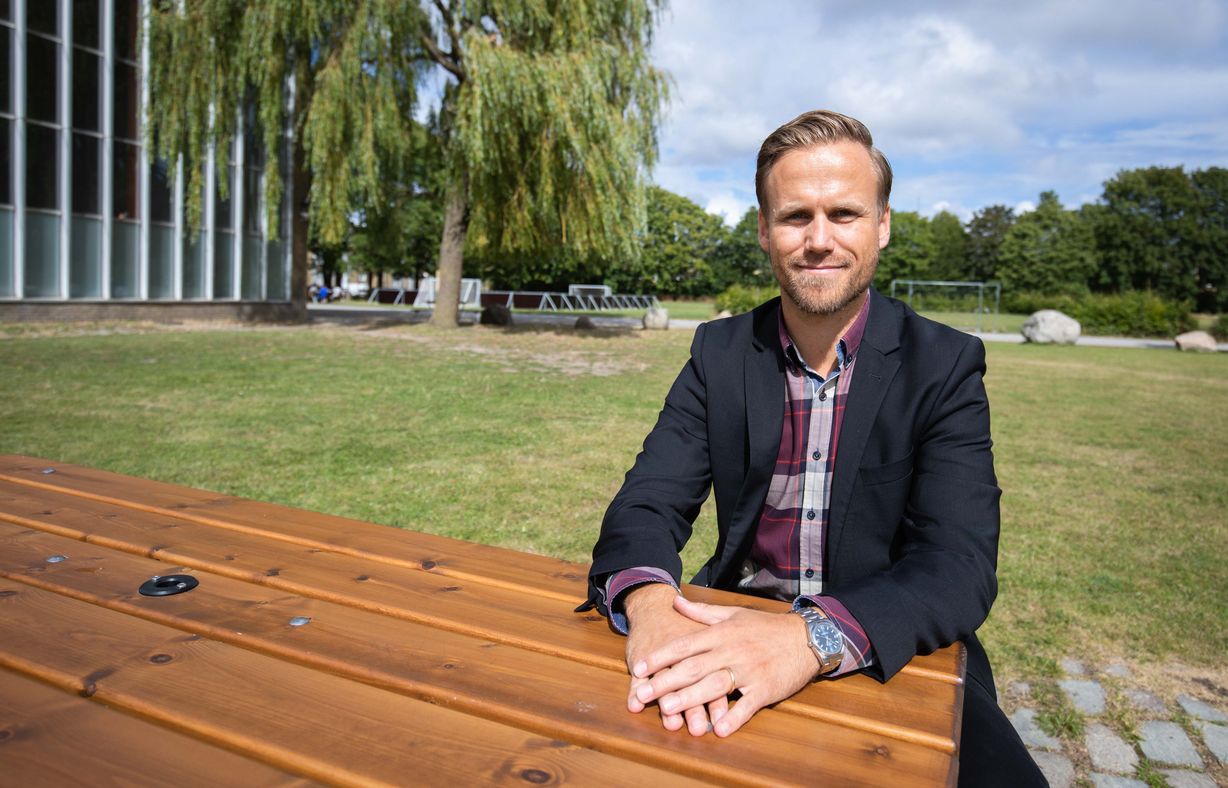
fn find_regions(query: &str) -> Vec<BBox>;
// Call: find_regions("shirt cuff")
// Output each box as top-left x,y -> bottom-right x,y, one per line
603,567 -> 679,635
794,594 -> 876,677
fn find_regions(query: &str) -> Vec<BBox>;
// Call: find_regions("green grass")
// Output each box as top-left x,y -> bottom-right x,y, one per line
917,310 -> 1027,334
1,320 -> 1225,684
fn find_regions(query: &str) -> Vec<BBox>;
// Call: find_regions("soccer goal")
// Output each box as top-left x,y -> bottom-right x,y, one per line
888,280 -> 1002,333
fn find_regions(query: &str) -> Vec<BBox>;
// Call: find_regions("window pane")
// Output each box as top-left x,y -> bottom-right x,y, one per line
1,28 -> 10,114
150,157 -> 173,223
114,61 -> 139,139
182,229 -> 206,299
242,235 -> 261,298
213,232 -> 233,298
266,240 -> 286,301
69,214 -> 102,297
0,0 -> 11,22
114,0 -> 138,61
214,166 -> 234,230
24,211 -> 60,297
26,123 -> 59,211
110,219 -> 138,297
0,208 -> 13,297
149,223 -> 175,299
0,119 -> 10,205
28,1 -> 57,36
243,165 -> 261,234
27,35 -> 60,124
112,140 -> 139,220
71,132 -> 99,214
73,0 -> 101,50
72,49 -> 99,131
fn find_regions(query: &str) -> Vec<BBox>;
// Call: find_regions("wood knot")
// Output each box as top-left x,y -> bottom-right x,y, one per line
420,560 -> 437,570
265,568 -> 281,577
0,590 -> 17,598
518,769 -> 552,784
149,653 -> 174,665
355,574 -> 370,582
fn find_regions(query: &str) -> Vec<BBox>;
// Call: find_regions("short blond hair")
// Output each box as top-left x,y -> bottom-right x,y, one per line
755,110 -> 893,216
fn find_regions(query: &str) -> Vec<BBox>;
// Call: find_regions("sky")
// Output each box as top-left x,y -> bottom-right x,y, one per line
649,0 -> 1228,224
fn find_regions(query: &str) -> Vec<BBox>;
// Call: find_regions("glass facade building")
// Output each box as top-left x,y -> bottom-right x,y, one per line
0,0 -> 292,306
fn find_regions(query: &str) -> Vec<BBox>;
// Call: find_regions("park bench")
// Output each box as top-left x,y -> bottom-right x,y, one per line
0,455 -> 965,786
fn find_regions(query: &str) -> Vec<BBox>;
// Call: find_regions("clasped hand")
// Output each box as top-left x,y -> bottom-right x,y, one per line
623,588 -> 821,738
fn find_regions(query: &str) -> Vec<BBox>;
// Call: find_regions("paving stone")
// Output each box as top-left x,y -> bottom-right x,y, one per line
1178,694 -> 1228,723
1060,678 -> 1106,714
1139,720 -> 1204,767
1103,662 -> 1131,679
1011,708 -> 1061,751
1125,688 -> 1166,714
1197,720 -> 1228,763
1010,680 -> 1032,698
1089,774 -> 1146,788
1159,770 -> 1217,788
1030,750 -> 1074,788
1061,657 -> 1087,676
1086,723 -> 1138,774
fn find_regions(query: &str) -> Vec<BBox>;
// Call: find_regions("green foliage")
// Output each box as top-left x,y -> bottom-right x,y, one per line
147,0 -> 426,242
631,187 -> 729,297
925,211 -> 969,281
1210,314 -> 1228,341
716,208 -> 772,286
714,283 -> 777,314
1090,166 -> 1228,311
875,210 -> 933,290
455,2 -> 668,264
965,204 -> 1015,282
1003,290 -> 1195,337
998,191 -> 1096,295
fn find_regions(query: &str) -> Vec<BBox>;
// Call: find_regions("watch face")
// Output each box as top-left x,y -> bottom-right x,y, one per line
813,621 -> 843,655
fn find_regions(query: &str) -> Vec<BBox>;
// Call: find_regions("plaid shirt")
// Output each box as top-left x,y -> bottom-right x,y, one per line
605,299 -> 876,677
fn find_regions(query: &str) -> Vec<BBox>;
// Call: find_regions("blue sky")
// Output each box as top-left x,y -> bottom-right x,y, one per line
650,0 -> 1228,223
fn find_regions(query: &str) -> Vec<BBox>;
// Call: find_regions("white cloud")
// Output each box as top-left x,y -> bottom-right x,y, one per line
649,0 -> 1228,221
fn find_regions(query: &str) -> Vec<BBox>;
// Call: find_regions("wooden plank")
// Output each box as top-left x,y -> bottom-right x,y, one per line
0,581 -> 720,788
0,524 -> 961,777
0,456 -> 963,681
0,480 -> 961,749
0,667 -> 315,787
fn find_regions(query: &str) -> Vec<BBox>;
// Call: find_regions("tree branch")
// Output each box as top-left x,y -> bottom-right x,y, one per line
419,33 -> 464,81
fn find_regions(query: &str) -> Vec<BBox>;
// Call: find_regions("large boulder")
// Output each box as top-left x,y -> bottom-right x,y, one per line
642,305 -> 670,330
1022,310 -> 1081,345
574,315 -> 596,330
479,304 -> 514,326
1174,330 -> 1217,352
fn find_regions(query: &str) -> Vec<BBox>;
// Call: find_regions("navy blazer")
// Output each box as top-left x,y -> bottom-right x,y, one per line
587,288 -> 1002,692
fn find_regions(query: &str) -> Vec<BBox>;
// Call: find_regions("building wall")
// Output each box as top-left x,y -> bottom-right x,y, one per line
0,0 -> 297,319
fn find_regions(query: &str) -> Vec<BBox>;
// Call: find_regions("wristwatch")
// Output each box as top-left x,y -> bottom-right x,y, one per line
793,604 -> 844,675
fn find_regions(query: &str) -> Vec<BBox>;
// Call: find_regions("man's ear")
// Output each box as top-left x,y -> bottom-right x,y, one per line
758,209 -> 770,253
878,205 -> 892,250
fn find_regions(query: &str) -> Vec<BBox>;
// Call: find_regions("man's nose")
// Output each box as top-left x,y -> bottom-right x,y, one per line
804,216 -> 836,254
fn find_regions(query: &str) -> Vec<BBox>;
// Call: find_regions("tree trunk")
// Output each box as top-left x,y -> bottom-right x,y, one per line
290,136 -> 311,319
430,186 -> 469,328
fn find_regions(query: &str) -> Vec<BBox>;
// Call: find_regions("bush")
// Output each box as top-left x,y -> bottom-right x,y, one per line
1004,290 -> 1195,337
715,284 -> 778,315
1211,314 -> 1228,341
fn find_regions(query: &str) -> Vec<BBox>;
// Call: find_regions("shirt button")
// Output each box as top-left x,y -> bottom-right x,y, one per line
812,450 -> 821,460
804,568 -> 815,578
806,510 -> 816,520
818,391 -> 827,401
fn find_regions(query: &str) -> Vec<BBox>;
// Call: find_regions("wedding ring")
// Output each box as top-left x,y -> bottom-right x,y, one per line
723,666 -> 737,694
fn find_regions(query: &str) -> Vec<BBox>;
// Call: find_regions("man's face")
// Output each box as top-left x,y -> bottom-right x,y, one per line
758,142 -> 891,317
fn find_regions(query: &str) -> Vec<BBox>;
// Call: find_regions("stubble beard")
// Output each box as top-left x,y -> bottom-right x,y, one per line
775,253 -> 877,316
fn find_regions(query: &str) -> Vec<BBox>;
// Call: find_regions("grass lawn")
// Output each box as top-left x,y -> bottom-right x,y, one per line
1,319 -> 1224,694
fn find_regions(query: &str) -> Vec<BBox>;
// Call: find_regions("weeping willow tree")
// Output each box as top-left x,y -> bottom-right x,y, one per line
146,0 -> 668,325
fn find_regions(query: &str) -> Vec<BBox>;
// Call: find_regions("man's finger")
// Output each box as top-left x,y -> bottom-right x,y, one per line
707,694 -> 729,725
673,595 -> 739,626
713,694 -> 763,738
683,704 -> 710,737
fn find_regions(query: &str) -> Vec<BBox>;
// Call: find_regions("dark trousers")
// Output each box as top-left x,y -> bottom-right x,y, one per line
958,677 -> 1047,786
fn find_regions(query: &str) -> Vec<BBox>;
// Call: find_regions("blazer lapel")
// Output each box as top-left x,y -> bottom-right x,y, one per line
718,303 -> 785,582
827,290 -> 902,568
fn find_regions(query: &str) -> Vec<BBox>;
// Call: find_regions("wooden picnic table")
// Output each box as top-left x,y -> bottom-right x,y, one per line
0,455 -> 965,786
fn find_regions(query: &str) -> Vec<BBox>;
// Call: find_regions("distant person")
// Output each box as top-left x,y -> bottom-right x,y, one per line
583,110 -> 1043,786
317,284 -> 330,303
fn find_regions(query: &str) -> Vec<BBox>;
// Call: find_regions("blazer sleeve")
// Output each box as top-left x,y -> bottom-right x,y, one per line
834,336 -> 1001,682
585,323 -> 715,614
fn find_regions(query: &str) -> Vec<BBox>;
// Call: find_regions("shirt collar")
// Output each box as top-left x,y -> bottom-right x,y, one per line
777,294 -> 872,375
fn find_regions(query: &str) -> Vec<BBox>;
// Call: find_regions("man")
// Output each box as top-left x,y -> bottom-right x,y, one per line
584,110 -> 1042,784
